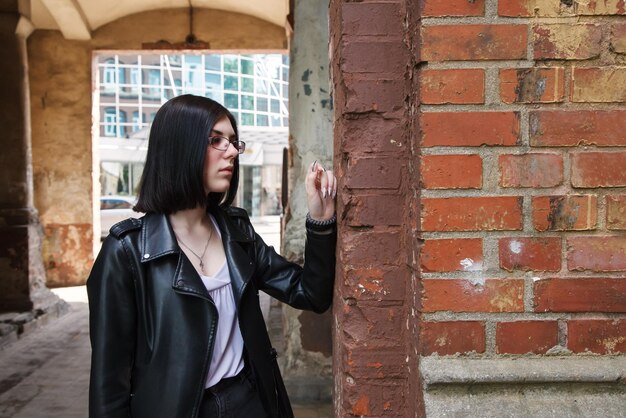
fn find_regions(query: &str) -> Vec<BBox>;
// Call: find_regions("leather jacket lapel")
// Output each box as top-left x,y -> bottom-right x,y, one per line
139,213 -> 210,299
212,208 -> 255,309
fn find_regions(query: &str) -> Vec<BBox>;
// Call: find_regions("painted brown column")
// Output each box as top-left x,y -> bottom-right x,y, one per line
329,0 -> 422,416
0,8 -> 54,312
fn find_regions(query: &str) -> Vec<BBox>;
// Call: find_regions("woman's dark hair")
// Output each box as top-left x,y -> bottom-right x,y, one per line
134,94 -> 239,214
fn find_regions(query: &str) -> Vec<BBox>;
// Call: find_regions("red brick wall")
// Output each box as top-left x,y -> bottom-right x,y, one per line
419,0 -> 626,363
331,0 -> 625,416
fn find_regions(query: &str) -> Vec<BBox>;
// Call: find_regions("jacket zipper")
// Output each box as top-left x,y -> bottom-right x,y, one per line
175,289 -> 218,418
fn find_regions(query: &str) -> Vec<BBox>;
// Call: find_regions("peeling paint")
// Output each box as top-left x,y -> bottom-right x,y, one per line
467,276 -> 486,288
460,257 -> 475,270
597,336 -> 626,353
352,395 -> 371,415
489,286 -> 524,311
510,240 -> 523,254
435,336 -> 448,347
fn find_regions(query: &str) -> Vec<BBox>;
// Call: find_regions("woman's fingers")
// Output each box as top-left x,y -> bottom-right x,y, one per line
306,161 -> 321,194
326,170 -> 336,199
306,161 -> 336,200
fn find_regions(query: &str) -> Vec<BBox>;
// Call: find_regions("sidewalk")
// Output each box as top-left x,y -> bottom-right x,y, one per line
0,287 -> 330,418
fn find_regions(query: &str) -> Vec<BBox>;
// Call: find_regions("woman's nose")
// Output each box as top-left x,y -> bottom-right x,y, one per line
224,141 -> 239,158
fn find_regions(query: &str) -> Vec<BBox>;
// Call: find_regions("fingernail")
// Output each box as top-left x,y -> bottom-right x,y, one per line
322,187 -> 327,198
333,189 -> 337,199
312,160 -> 317,172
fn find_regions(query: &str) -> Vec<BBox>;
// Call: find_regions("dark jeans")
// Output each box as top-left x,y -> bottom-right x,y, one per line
199,367 -> 268,418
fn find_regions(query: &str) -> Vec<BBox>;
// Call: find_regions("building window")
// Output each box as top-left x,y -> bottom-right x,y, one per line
132,111 -> 141,132
119,110 -> 127,137
103,59 -> 116,86
104,107 -> 117,136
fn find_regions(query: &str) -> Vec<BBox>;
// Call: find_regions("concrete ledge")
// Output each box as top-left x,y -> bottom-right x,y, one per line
0,299 -> 69,349
421,356 -> 626,387
421,357 -> 626,418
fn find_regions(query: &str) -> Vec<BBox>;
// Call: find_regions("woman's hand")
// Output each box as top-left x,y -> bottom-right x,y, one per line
305,160 -> 336,221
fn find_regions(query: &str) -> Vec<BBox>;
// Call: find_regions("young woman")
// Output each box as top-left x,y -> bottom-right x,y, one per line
87,94 -> 336,418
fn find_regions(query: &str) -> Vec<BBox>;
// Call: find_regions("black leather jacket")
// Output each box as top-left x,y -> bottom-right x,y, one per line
87,206 -> 336,418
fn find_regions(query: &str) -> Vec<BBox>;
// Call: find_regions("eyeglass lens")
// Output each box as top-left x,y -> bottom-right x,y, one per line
210,136 -> 245,153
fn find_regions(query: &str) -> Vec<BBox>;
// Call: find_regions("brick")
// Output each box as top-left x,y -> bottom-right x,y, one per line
419,321 -> 485,355
344,78 -> 404,114
343,231 -> 404,266
343,380 -> 406,417
343,304 -> 404,346
498,0 -> 537,16
499,67 -> 565,103
421,25 -> 527,61
421,69 -> 485,104
345,157 -> 402,189
611,23 -> 626,54
342,116 -> 406,154
342,3 -> 403,36
533,24 -> 602,60
342,41 -> 407,74
345,348 -> 407,380
345,194 -> 403,226
496,321 -> 558,354
422,0 -> 485,16
422,279 -> 524,313
499,237 -> 562,272
421,238 -> 483,272
421,154 -> 482,189
422,197 -> 523,232
422,112 -> 520,147
534,278 -> 626,313
567,236 -> 626,272
572,67 -> 626,102
568,320 -> 626,354
344,267 -> 407,302
530,111 -> 626,147
532,195 -> 597,231
607,195 -> 626,230
500,0 -> 626,17
499,153 -> 563,188
571,152 -> 626,187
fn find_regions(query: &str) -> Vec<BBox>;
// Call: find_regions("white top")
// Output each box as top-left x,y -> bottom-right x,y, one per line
199,216 -> 244,388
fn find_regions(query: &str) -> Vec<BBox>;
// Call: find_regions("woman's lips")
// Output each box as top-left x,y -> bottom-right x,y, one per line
219,167 -> 233,173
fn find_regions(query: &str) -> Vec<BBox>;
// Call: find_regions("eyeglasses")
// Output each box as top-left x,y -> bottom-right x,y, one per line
208,135 -> 246,154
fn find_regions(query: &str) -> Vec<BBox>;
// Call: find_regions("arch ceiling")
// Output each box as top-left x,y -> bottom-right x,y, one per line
27,0 -> 288,40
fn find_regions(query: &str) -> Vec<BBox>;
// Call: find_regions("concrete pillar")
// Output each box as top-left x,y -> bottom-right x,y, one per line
0,7 -> 56,312
28,31 -> 94,287
280,0 -> 334,402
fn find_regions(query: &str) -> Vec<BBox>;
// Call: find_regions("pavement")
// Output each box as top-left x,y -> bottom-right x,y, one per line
0,286 -> 330,418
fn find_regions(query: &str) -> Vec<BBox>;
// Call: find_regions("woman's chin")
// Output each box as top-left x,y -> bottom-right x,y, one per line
205,182 -> 230,194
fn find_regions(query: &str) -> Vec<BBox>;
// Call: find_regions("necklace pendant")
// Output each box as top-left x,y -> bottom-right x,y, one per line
199,260 -> 205,273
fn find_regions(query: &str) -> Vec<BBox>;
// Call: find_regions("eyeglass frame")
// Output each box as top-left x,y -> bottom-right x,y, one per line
208,135 -> 246,154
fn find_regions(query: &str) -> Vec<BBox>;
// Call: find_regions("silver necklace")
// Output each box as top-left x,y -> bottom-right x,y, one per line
176,226 -> 213,274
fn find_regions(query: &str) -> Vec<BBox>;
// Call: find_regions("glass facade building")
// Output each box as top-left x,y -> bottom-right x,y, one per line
96,53 -> 289,217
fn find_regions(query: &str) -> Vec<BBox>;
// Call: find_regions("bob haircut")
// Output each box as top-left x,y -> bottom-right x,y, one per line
134,94 -> 239,214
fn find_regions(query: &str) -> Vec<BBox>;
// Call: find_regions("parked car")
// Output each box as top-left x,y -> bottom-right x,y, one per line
100,196 -> 143,239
